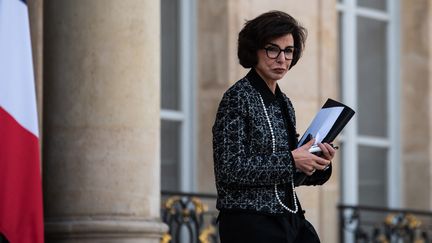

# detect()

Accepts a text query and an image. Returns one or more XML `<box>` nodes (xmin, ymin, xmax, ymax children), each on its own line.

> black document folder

<box><xmin>298</xmin><ymin>98</ymin><xmax>355</xmax><ymax>147</ymax></box>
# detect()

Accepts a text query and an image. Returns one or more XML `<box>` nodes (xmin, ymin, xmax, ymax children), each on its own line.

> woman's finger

<box><xmin>318</xmin><ymin>143</ymin><xmax>330</xmax><ymax>159</ymax></box>
<box><xmin>323</xmin><ymin>143</ymin><xmax>336</xmax><ymax>159</ymax></box>
<box><xmin>311</xmin><ymin>153</ymin><xmax>330</xmax><ymax>166</ymax></box>
<box><xmin>301</xmin><ymin>138</ymin><xmax>316</xmax><ymax>150</ymax></box>
<box><xmin>314</xmin><ymin>163</ymin><xmax>328</xmax><ymax>171</ymax></box>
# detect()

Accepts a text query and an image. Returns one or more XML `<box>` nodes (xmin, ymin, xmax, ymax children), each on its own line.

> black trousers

<box><xmin>218</xmin><ymin>211</ymin><xmax>320</xmax><ymax>243</ymax></box>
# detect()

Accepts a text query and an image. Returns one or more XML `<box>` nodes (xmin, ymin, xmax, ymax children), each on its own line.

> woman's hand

<box><xmin>291</xmin><ymin>139</ymin><xmax>334</xmax><ymax>176</ymax></box>
<box><xmin>317</xmin><ymin>142</ymin><xmax>336</xmax><ymax>161</ymax></box>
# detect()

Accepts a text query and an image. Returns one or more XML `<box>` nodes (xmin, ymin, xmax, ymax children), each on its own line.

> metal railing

<box><xmin>161</xmin><ymin>191</ymin><xmax>219</xmax><ymax>243</ymax></box>
<box><xmin>338</xmin><ymin>204</ymin><xmax>432</xmax><ymax>243</ymax></box>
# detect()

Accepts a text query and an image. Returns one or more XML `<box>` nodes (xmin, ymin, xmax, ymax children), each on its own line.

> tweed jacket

<box><xmin>213</xmin><ymin>69</ymin><xmax>332</xmax><ymax>214</ymax></box>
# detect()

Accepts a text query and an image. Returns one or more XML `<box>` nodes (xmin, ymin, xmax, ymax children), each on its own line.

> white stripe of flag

<box><xmin>0</xmin><ymin>0</ymin><xmax>39</xmax><ymax>137</ymax></box>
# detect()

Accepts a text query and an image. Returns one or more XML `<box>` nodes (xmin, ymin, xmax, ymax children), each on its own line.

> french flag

<box><xmin>0</xmin><ymin>0</ymin><xmax>44</xmax><ymax>242</ymax></box>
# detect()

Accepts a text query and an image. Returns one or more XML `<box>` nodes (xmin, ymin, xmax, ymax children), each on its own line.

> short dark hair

<box><xmin>237</xmin><ymin>11</ymin><xmax>307</xmax><ymax>69</ymax></box>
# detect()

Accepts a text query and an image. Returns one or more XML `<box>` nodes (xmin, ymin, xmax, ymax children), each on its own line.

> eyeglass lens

<box><xmin>265</xmin><ymin>45</ymin><xmax>294</xmax><ymax>60</ymax></box>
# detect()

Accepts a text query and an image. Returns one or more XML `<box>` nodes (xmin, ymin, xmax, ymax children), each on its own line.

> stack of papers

<box><xmin>298</xmin><ymin>99</ymin><xmax>355</xmax><ymax>147</ymax></box>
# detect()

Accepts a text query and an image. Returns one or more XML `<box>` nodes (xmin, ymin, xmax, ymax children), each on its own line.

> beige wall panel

<box><xmin>297</xmin><ymin>187</ymin><xmax>320</xmax><ymax>227</ymax></box>
<box><xmin>428</xmin><ymin>0</ymin><xmax>432</xmax><ymax>210</ymax></box>
<box><xmin>197</xmin><ymin>0</ymin><xmax>230</xmax><ymax>193</ymax></box>
<box><xmin>320</xmin><ymin>184</ymin><xmax>339</xmax><ymax>242</ymax></box>
<box><xmin>401</xmin><ymin>0</ymin><xmax>432</xmax><ymax>209</ymax></box>
<box><xmin>315</xmin><ymin>1</ymin><xmax>339</xmax><ymax>242</ymax></box>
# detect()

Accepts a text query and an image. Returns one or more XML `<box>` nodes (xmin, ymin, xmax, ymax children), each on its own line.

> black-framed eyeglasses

<box><xmin>263</xmin><ymin>44</ymin><xmax>295</xmax><ymax>60</ymax></box>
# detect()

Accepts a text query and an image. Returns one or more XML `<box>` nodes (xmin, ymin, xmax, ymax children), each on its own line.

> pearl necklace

<box><xmin>258</xmin><ymin>94</ymin><xmax>298</xmax><ymax>214</ymax></box>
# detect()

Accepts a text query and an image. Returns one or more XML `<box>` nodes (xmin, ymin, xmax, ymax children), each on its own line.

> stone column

<box><xmin>43</xmin><ymin>0</ymin><xmax>167</xmax><ymax>242</ymax></box>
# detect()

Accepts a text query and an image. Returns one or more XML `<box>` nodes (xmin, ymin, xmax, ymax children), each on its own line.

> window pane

<box><xmin>161</xmin><ymin>120</ymin><xmax>181</xmax><ymax>191</ymax></box>
<box><xmin>358</xmin><ymin>145</ymin><xmax>387</xmax><ymax>206</ymax></box>
<box><xmin>161</xmin><ymin>0</ymin><xmax>180</xmax><ymax>110</ymax></box>
<box><xmin>358</xmin><ymin>0</ymin><xmax>386</xmax><ymax>11</ymax></box>
<box><xmin>357</xmin><ymin>17</ymin><xmax>387</xmax><ymax>137</ymax></box>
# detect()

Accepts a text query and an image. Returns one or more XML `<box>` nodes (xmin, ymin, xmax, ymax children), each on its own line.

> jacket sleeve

<box><xmin>213</xmin><ymin>91</ymin><xmax>294</xmax><ymax>188</ymax></box>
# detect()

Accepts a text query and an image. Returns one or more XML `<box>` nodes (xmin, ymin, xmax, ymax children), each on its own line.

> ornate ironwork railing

<box><xmin>338</xmin><ymin>204</ymin><xmax>432</xmax><ymax>243</ymax></box>
<box><xmin>161</xmin><ymin>191</ymin><xmax>219</xmax><ymax>243</ymax></box>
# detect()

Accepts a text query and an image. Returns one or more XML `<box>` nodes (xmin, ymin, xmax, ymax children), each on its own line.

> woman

<box><xmin>212</xmin><ymin>11</ymin><xmax>336</xmax><ymax>243</ymax></box>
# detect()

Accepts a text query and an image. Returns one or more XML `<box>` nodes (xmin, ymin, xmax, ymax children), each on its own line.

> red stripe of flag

<box><xmin>0</xmin><ymin>107</ymin><xmax>44</xmax><ymax>243</ymax></box>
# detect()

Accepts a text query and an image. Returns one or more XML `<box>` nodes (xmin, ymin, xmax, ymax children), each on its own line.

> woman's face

<box><xmin>255</xmin><ymin>33</ymin><xmax>294</xmax><ymax>83</ymax></box>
